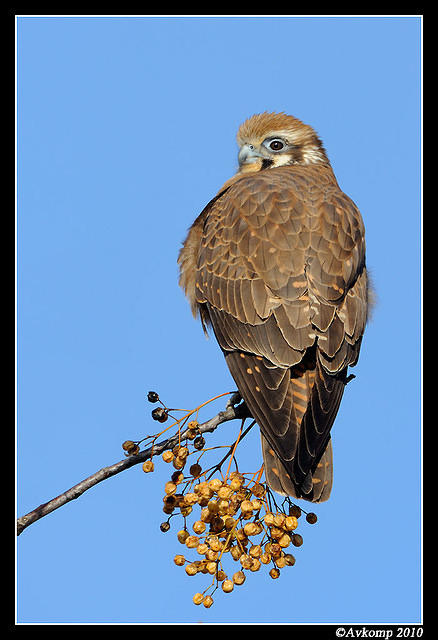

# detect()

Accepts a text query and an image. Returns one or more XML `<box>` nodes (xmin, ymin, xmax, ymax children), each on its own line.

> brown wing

<box><xmin>192</xmin><ymin>165</ymin><xmax>368</xmax><ymax>501</ymax></box>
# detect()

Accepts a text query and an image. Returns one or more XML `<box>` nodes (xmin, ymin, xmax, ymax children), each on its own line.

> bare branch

<box><xmin>17</xmin><ymin>398</ymin><xmax>249</xmax><ymax>536</ymax></box>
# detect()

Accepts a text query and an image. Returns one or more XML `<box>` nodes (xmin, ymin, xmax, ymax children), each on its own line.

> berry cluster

<box><xmin>127</xmin><ymin>390</ymin><xmax>318</xmax><ymax>608</ymax></box>
<box><xmin>169</xmin><ymin>472</ymin><xmax>316</xmax><ymax>608</ymax></box>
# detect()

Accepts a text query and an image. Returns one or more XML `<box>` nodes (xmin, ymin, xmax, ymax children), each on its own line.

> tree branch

<box><xmin>17</xmin><ymin>395</ymin><xmax>249</xmax><ymax>536</ymax></box>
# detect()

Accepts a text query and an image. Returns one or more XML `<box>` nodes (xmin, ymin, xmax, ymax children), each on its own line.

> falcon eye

<box><xmin>267</xmin><ymin>139</ymin><xmax>285</xmax><ymax>151</ymax></box>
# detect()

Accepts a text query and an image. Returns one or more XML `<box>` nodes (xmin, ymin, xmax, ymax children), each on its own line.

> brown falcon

<box><xmin>178</xmin><ymin>112</ymin><xmax>370</xmax><ymax>502</ymax></box>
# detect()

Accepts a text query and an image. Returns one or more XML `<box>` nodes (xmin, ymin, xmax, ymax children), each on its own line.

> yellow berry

<box><xmin>269</xmin><ymin>567</ymin><xmax>280</xmax><ymax>579</ymax></box>
<box><xmin>203</xmin><ymin>595</ymin><xmax>214</xmax><ymax>608</ymax></box>
<box><xmin>217</xmin><ymin>485</ymin><xmax>233</xmax><ymax>499</ymax></box>
<box><xmin>199</xmin><ymin>484</ymin><xmax>214</xmax><ymax>499</ymax></box>
<box><xmin>207</xmin><ymin>500</ymin><xmax>219</xmax><ymax>514</ymax></box>
<box><xmin>240</xmin><ymin>554</ymin><xmax>252</xmax><ymax>569</ymax></box>
<box><xmin>200</xmin><ymin>508</ymin><xmax>212</xmax><ymax>523</ymax></box>
<box><xmin>270</xmin><ymin>526</ymin><xmax>283</xmax><ymax>540</ymax></box>
<box><xmin>233</xmin><ymin>570</ymin><xmax>246</xmax><ymax>585</ymax></box>
<box><xmin>185</xmin><ymin>535</ymin><xmax>199</xmax><ymax>549</ymax></box>
<box><xmin>196</xmin><ymin>543</ymin><xmax>209</xmax><ymax>555</ymax></box>
<box><xmin>142</xmin><ymin>460</ymin><xmax>154</xmax><ymax>473</ymax></box>
<box><xmin>172</xmin><ymin>457</ymin><xmax>185</xmax><ymax>470</ymax></box>
<box><xmin>208</xmin><ymin>478</ymin><xmax>223</xmax><ymax>492</ymax></box>
<box><xmin>162</xmin><ymin>450</ymin><xmax>174</xmax><ymax>463</ymax></box>
<box><xmin>236</xmin><ymin>528</ymin><xmax>248</xmax><ymax>542</ymax></box>
<box><xmin>193</xmin><ymin>520</ymin><xmax>206</xmax><ymax>534</ymax></box>
<box><xmin>230</xmin><ymin>545</ymin><xmax>242</xmax><ymax>561</ymax></box>
<box><xmin>240</xmin><ymin>499</ymin><xmax>253</xmax><ymax>513</ymax></box>
<box><xmin>249</xmin><ymin>544</ymin><xmax>262</xmax><ymax>558</ymax></box>
<box><xmin>173</xmin><ymin>554</ymin><xmax>185</xmax><ymax>566</ymax></box>
<box><xmin>206</xmin><ymin>561</ymin><xmax>217</xmax><ymax>575</ymax></box>
<box><xmin>251</xmin><ymin>483</ymin><xmax>265</xmax><ymax>497</ymax></box>
<box><xmin>264</xmin><ymin>512</ymin><xmax>275</xmax><ymax>526</ymax></box>
<box><xmin>185</xmin><ymin>563</ymin><xmax>198</xmax><ymax>576</ymax></box>
<box><xmin>222</xmin><ymin>579</ymin><xmax>234</xmax><ymax>593</ymax></box>
<box><xmin>164</xmin><ymin>481</ymin><xmax>177</xmax><ymax>495</ymax></box>
<box><xmin>278</xmin><ymin>533</ymin><xmax>291</xmax><ymax>548</ymax></box>
<box><xmin>193</xmin><ymin>592</ymin><xmax>204</xmax><ymax>605</ymax></box>
<box><xmin>274</xmin><ymin>513</ymin><xmax>285</xmax><ymax>527</ymax></box>
<box><xmin>177</xmin><ymin>446</ymin><xmax>189</xmax><ymax>459</ymax></box>
<box><xmin>230</xmin><ymin>477</ymin><xmax>243</xmax><ymax>491</ymax></box>
<box><xmin>217</xmin><ymin>499</ymin><xmax>229</xmax><ymax>514</ymax></box>
<box><xmin>208</xmin><ymin>536</ymin><xmax>222</xmax><ymax>552</ymax></box>
<box><xmin>177</xmin><ymin>529</ymin><xmax>189</xmax><ymax>544</ymax></box>
<box><xmin>249</xmin><ymin>558</ymin><xmax>261</xmax><ymax>572</ymax></box>
<box><xmin>243</xmin><ymin>522</ymin><xmax>258</xmax><ymax>537</ymax></box>
<box><xmin>285</xmin><ymin>515</ymin><xmax>298</xmax><ymax>531</ymax></box>
<box><xmin>205</xmin><ymin>548</ymin><xmax>218</xmax><ymax>561</ymax></box>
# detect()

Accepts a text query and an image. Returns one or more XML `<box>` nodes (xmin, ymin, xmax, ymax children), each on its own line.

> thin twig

<box><xmin>17</xmin><ymin>399</ymin><xmax>249</xmax><ymax>536</ymax></box>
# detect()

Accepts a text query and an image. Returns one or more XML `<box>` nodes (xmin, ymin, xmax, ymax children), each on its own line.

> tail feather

<box><xmin>225</xmin><ymin>348</ymin><xmax>346</xmax><ymax>502</ymax></box>
<box><xmin>261</xmin><ymin>434</ymin><xmax>333</xmax><ymax>502</ymax></box>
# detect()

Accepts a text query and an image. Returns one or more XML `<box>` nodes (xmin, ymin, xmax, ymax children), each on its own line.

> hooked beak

<box><xmin>238</xmin><ymin>143</ymin><xmax>264</xmax><ymax>167</ymax></box>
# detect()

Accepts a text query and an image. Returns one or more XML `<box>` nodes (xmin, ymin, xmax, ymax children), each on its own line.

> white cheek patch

<box><xmin>300</xmin><ymin>145</ymin><xmax>326</xmax><ymax>165</ymax></box>
<box><xmin>272</xmin><ymin>155</ymin><xmax>296</xmax><ymax>167</ymax></box>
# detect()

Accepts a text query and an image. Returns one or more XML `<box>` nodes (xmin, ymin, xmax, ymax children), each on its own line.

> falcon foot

<box><xmin>226</xmin><ymin>391</ymin><xmax>253</xmax><ymax>419</ymax></box>
<box><xmin>344</xmin><ymin>374</ymin><xmax>356</xmax><ymax>385</ymax></box>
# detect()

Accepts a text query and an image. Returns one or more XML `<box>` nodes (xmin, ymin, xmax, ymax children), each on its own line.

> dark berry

<box><xmin>292</xmin><ymin>533</ymin><xmax>303</xmax><ymax>547</ymax></box>
<box><xmin>193</xmin><ymin>436</ymin><xmax>205</xmax><ymax>450</ymax></box>
<box><xmin>152</xmin><ymin>407</ymin><xmax>168</xmax><ymax>422</ymax></box>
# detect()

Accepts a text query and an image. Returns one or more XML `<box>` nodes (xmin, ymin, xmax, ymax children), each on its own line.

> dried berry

<box><xmin>142</xmin><ymin>460</ymin><xmax>154</xmax><ymax>473</ymax></box>
<box><xmin>289</xmin><ymin>505</ymin><xmax>302</xmax><ymax>518</ymax></box>
<box><xmin>151</xmin><ymin>407</ymin><xmax>168</xmax><ymax>422</ymax></box>
<box><xmin>147</xmin><ymin>391</ymin><xmax>159</xmax><ymax>403</ymax></box>
<box><xmin>193</xmin><ymin>592</ymin><xmax>204</xmax><ymax>605</ymax></box>
<box><xmin>122</xmin><ymin>440</ymin><xmax>139</xmax><ymax>455</ymax></box>
<box><xmin>292</xmin><ymin>533</ymin><xmax>303</xmax><ymax>547</ymax></box>
<box><xmin>193</xmin><ymin>436</ymin><xmax>205</xmax><ymax>450</ymax></box>
<box><xmin>189</xmin><ymin>463</ymin><xmax>202</xmax><ymax>477</ymax></box>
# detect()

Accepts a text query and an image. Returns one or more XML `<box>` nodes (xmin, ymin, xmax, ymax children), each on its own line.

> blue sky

<box><xmin>17</xmin><ymin>16</ymin><xmax>422</xmax><ymax>624</ymax></box>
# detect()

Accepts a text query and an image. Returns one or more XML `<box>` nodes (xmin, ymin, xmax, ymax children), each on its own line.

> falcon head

<box><xmin>236</xmin><ymin>111</ymin><xmax>329</xmax><ymax>173</ymax></box>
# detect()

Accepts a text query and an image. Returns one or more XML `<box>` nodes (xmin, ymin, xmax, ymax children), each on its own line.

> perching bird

<box><xmin>178</xmin><ymin>112</ymin><xmax>371</xmax><ymax>502</ymax></box>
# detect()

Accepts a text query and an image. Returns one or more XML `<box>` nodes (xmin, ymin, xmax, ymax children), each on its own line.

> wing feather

<box><xmin>179</xmin><ymin>164</ymin><xmax>368</xmax><ymax>501</ymax></box>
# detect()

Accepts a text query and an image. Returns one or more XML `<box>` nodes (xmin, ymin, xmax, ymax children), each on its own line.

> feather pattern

<box><xmin>178</xmin><ymin>113</ymin><xmax>369</xmax><ymax>502</ymax></box>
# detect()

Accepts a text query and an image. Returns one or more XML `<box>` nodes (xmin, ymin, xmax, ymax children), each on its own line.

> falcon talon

<box><xmin>233</xmin><ymin>401</ymin><xmax>252</xmax><ymax>420</ymax></box>
<box><xmin>344</xmin><ymin>374</ymin><xmax>356</xmax><ymax>385</ymax></box>
<box><xmin>226</xmin><ymin>391</ymin><xmax>243</xmax><ymax>408</ymax></box>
